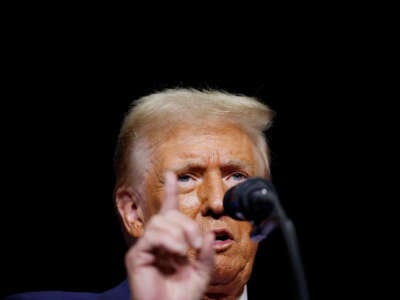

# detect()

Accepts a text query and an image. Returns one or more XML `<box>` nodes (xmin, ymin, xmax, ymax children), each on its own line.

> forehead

<box><xmin>152</xmin><ymin>124</ymin><xmax>259</xmax><ymax>168</ymax></box>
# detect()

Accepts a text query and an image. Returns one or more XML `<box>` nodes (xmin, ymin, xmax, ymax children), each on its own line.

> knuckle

<box><xmin>148</xmin><ymin>214</ymin><xmax>164</xmax><ymax>228</ymax></box>
<box><xmin>186</xmin><ymin>222</ymin><xmax>199</xmax><ymax>236</ymax></box>
<box><xmin>163</xmin><ymin>209</ymin><xmax>178</xmax><ymax>219</ymax></box>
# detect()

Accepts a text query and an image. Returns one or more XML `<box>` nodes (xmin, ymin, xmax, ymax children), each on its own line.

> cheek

<box><xmin>238</xmin><ymin>222</ymin><xmax>258</xmax><ymax>258</ymax></box>
<box><xmin>142</xmin><ymin>197</ymin><xmax>162</xmax><ymax>222</ymax></box>
<box><xmin>178</xmin><ymin>192</ymin><xmax>201</xmax><ymax>219</ymax></box>
<box><xmin>143</xmin><ymin>181</ymin><xmax>164</xmax><ymax>221</ymax></box>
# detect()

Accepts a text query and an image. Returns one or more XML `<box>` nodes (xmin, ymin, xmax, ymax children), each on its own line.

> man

<box><xmin>6</xmin><ymin>88</ymin><xmax>274</xmax><ymax>300</ymax></box>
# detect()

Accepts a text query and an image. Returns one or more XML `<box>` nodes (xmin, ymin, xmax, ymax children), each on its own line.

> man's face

<box><xmin>141</xmin><ymin>123</ymin><xmax>265</xmax><ymax>293</ymax></box>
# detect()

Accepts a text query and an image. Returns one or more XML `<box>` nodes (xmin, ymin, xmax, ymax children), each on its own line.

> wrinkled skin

<box><xmin>118</xmin><ymin>124</ymin><xmax>265</xmax><ymax>300</ymax></box>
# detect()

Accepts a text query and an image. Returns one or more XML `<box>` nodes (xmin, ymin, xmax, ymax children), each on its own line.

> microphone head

<box><xmin>223</xmin><ymin>177</ymin><xmax>278</xmax><ymax>223</ymax></box>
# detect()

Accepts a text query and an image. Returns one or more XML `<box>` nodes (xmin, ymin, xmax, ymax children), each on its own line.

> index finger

<box><xmin>160</xmin><ymin>171</ymin><xmax>179</xmax><ymax>213</ymax></box>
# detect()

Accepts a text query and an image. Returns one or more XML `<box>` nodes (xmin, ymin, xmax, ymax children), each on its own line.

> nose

<box><xmin>198</xmin><ymin>171</ymin><xmax>225</xmax><ymax>218</ymax></box>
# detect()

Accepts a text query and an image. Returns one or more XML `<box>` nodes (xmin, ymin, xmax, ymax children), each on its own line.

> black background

<box><xmin>0</xmin><ymin>22</ymin><xmax>366</xmax><ymax>299</ymax></box>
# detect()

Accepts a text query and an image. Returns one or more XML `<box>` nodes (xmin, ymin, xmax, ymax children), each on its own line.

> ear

<box><xmin>115</xmin><ymin>186</ymin><xmax>144</xmax><ymax>238</ymax></box>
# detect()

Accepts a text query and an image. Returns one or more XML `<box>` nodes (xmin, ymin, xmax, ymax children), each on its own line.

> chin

<box><xmin>208</xmin><ymin>252</ymin><xmax>255</xmax><ymax>295</ymax></box>
<box><xmin>206</xmin><ymin>279</ymin><xmax>246</xmax><ymax>299</ymax></box>
<box><xmin>209</xmin><ymin>261</ymin><xmax>245</xmax><ymax>290</ymax></box>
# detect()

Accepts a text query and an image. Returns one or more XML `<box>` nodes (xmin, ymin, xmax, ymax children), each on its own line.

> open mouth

<box><xmin>212</xmin><ymin>229</ymin><xmax>234</xmax><ymax>251</ymax></box>
<box><xmin>215</xmin><ymin>233</ymin><xmax>231</xmax><ymax>241</ymax></box>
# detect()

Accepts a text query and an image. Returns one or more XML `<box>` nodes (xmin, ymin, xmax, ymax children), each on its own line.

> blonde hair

<box><xmin>114</xmin><ymin>88</ymin><xmax>275</xmax><ymax>192</ymax></box>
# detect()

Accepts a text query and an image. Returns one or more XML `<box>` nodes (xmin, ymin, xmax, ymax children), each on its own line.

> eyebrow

<box><xmin>222</xmin><ymin>159</ymin><xmax>253</xmax><ymax>168</ymax></box>
<box><xmin>170</xmin><ymin>161</ymin><xmax>206</xmax><ymax>173</ymax></box>
<box><xmin>170</xmin><ymin>158</ymin><xmax>254</xmax><ymax>173</ymax></box>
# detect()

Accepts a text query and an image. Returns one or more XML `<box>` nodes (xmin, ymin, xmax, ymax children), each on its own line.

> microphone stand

<box><xmin>251</xmin><ymin>200</ymin><xmax>310</xmax><ymax>300</ymax></box>
<box><xmin>280</xmin><ymin>217</ymin><xmax>310</xmax><ymax>300</ymax></box>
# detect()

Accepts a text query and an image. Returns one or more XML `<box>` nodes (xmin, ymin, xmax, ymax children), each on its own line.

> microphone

<box><xmin>224</xmin><ymin>177</ymin><xmax>310</xmax><ymax>300</ymax></box>
<box><xmin>223</xmin><ymin>177</ymin><xmax>279</xmax><ymax>224</ymax></box>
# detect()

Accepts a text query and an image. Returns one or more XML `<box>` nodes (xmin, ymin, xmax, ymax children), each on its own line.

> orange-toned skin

<box><xmin>118</xmin><ymin>124</ymin><xmax>265</xmax><ymax>300</ymax></box>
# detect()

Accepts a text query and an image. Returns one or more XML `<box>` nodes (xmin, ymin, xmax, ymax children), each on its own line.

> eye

<box><xmin>230</xmin><ymin>172</ymin><xmax>247</xmax><ymax>181</ymax></box>
<box><xmin>176</xmin><ymin>173</ymin><xmax>197</xmax><ymax>193</ymax></box>
<box><xmin>177</xmin><ymin>174</ymin><xmax>193</xmax><ymax>182</ymax></box>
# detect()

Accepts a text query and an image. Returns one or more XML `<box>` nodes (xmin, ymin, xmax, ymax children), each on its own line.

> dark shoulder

<box><xmin>4</xmin><ymin>281</ymin><xmax>129</xmax><ymax>300</ymax></box>
<box><xmin>4</xmin><ymin>291</ymin><xmax>99</xmax><ymax>300</ymax></box>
